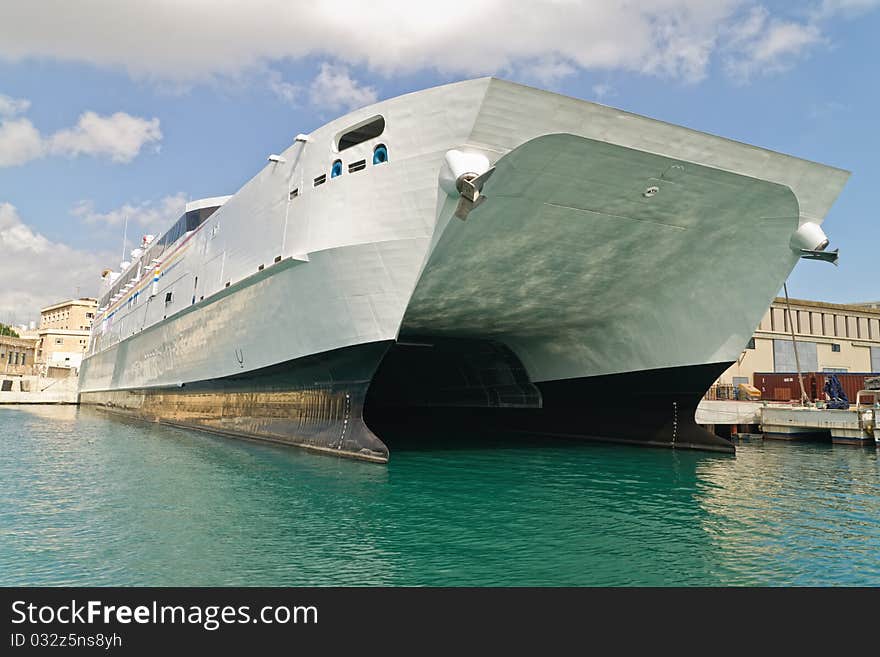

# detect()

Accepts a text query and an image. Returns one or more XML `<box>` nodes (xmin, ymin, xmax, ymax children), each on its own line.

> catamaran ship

<box><xmin>78</xmin><ymin>78</ymin><xmax>849</xmax><ymax>462</ymax></box>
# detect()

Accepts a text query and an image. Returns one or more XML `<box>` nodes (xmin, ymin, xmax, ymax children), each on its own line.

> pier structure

<box><xmin>697</xmin><ymin>394</ymin><xmax>878</xmax><ymax>446</ymax></box>
<box><xmin>761</xmin><ymin>396</ymin><xmax>877</xmax><ymax>445</ymax></box>
<box><xmin>0</xmin><ymin>374</ymin><xmax>78</xmax><ymax>404</ymax></box>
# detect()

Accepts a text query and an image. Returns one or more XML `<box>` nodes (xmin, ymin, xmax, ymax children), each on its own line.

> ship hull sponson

<box><xmin>79</xmin><ymin>341</ymin><xmax>394</xmax><ymax>463</ymax></box>
<box><xmin>403</xmin><ymin>132</ymin><xmax>805</xmax><ymax>382</ymax></box>
<box><xmin>366</xmin><ymin>345</ymin><xmax>734</xmax><ymax>453</ymax></box>
<box><xmin>527</xmin><ymin>361</ymin><xmax>735</xmax><ymax>452</ymax></box>
<box><xmin>80</xmin><ymin>339</ymin><xmax>733</xmax><ymax>459</ymax></box>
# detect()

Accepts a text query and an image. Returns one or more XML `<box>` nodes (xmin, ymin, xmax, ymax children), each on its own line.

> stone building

<box><xmin>35</xmin><ymin>298</ymin><xmax>98</xmax><ymax>371</ymax></box>
<box><xmin>0</xmin><ymin>334</ymin><xmax>38</xmax><ymax>376</ymax></box>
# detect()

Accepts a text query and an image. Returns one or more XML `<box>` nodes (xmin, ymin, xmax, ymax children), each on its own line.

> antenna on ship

<box><xmin>121</xmin><ymin>215</ymin><xmax>128</xmax><ymax>268</ymax></box>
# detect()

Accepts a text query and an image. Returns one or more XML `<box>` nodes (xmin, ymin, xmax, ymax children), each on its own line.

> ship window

<box><xmin>331</xmin><ymin>160</ymin><xmax>343</xmax><ymax>178</ymax></box>
<box><xmin>831</xmin><ymin>343</ymin><xmax>840</xmax><ymax>352</ymax></box>
<box><xmin>290</xmin><ymin>188</ymin><xmax>299</xmax><ymax>199</ymax></box>
<box><xmin>314</xmin><ymin>174</ymin><xmax>326</xmax><ymax>187</ymax></box>
<box><xmin>747</xmin><ymin>337</ymin><xmax>755</xmax><ymax>349</ymax></box>
<box><xmin>373</xmin><ymin>144</ymin><xmax>388</xmax><ymax>165</ymax></box>
<box><xmin>55</xmin><ymin>338</ymin><xmax>63</xmax><ymax>345</ymax></box>
<box><xmin>337</xmin><ymin>116</ymin><xmax>385</xmax><ymax>151</ymax></box>
<box><xmin>164</xmin><ymin>291</ymin><xmax>173</xmax><ymax>304</ymax></box>
<box><xmin>348</xmin><ymin>159</ymin><xmax>366</xmax><ymax>173</ymax></box>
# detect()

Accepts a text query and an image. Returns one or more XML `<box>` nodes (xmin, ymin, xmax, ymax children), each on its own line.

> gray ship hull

<box><xmin>82</xmin><ymin>338</ymin><xmax>734</xmax><ymax>462</ymax></box>
<box><xmin>78</xmin><ymin>78</ymin><xmax>849</xmax><ymax>462</ymax></box>
<box><xmin>80</xmin><ymin>341</ymin><xmax>394</xmax><ymax>462</ymax></box>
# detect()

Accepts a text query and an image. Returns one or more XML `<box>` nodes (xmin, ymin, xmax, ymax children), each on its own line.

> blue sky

<box><xmin>0</xmin><ymin>0</ymin><xmax>878</xmax><ymax>322</ymax></box>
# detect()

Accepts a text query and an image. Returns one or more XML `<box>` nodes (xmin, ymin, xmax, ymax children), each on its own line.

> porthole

<box><xmin>331</xmin><ymin>159</ymin><xmax>343</xmax><ymax>178</ymax></box>
<box><xmin>373</xmin><ymin>144</ymin><xmax>388</xmax><ymax>165</ymax></box>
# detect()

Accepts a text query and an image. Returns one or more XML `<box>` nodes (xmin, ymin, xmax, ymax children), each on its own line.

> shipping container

<box><xmin>753</xmin><ymin>372</ymin><xmax>880</xmax><ymax>402</ymax></box>
<box><xmin>753</xmin><ymin>373</ymin><xmax>802</xmax><ymax>401</ymax></box>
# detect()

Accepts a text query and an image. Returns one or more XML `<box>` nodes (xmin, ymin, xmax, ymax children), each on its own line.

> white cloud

<box><xmin>0</xmin><ymin>100</ymin><xmax>162</xmax><ymax>167</ymax></box>
<box><xmin>267</xmin><ymin>70</ymin><xmax>300</xmax><ymax>106</ymax></box>
<box><xmin>270</xmin><ymin>64</ymin><xmax>376</xmax><ymax>111</ymax></box>
<box><xmin>308</xmin><ymin>63</ymin><xmax>377</xmax><ymax>111</ymax></box>
<box><xmin>49</xmin><ymin>111</ymin><xmax>162</xmax><ymax>163</ymax></box>
<box><xmin>0</xmin><ymin>202</ymin><xmax>52</xmax><ymax>255</ymax></box>
<box><xmin>0</xmin><ymin>2</ymin><xmax>875</xmax><ymax>119</ymax></box>
<box><xmin>0</xmin><ymin>1</ymin><xmax>833</xmax><ymax>86</ymax></box>
<box><xmin>0</xmin><ymin>202</ymin><xmax>112</xmax><ymax>321</ymax></box>
<box><xmin>592</xmin><ymin>83</ymin><xmax>615</xmax><ymax>100</ymax></box>
<box><xmin>520</xmin><ymin>57</ymin><xmax>577</xmax><ymax>85</ymax></box>
<box><xmin>71</xmin><ymin>193</ymin><xmax>187</xmax><ymax>230</ymax></box>
<box><xmin>0</xmin><ymin>117</ymin><xmax>44</xmax><ymax>167</ymax></box>
<box><xmin>807</xmin><ymin>100</ymin><xmax>848</xmax><ymax>119</ymax></box>
<box><xmin>723</xmin><ymin>6</ymin><xmax>824</xmax><ymax>81</ymax></box>
<box><xmin>812</xmin><ymin>0</ymin><xmax>880</xmax><ymax>19</ymax></box>
<box><xmin>754</xmin><ymin>22</ymin><xmax>822</xmax><ymax>63</ymax></box>
<box><xmin>0</xmin><ymin>93</ymin><xmax>30</xmax><ymax>117</ymax></box>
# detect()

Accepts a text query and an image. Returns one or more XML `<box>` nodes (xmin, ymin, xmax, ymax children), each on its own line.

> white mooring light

<box><xmin>791</xmin><ymin>221</ymin><xmax>838</xmax><ymax>265</ymax></box>
<box><xmin>790</xmin><ymin>222</ymin><xmax>830</xmax><ymax>252</ymax></box>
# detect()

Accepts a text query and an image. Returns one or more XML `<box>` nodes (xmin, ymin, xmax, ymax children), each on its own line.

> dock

<box><xmin>0</xmin><ymin>375</ymin><xmax>78</xmax><ymax>404</ymax></box>
<box><xmin>697</xmin><ymin>395</ymin><xmax>878</xmax><ymax>446</ymax></box>
<box><xmin>760</xmin><ymin>405</ymin><xmax>876</xmax><ymax>445</ymax></box>
<box><xmin>696</xmin><ymin>400</ymin><xmax>762</xmax><ymax>426</ymax></box>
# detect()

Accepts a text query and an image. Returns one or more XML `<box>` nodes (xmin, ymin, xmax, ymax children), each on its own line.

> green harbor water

<box><xmin>1</xmin><ymin>405</ymin><xmax>879</xmax><ymax>586</ymax></box>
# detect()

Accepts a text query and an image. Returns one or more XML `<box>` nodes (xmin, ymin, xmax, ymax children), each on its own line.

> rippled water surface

<box><xmin>1</xmin><ymin>406</ymin><xmax>878</xmax><ymax>586</ymax></box>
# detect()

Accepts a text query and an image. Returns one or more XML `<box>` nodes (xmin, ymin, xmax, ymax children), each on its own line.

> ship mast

<box><xmin>120</xmin><ymin>214</ymin><xmax>128</xmax><ymax>267</ymax></box>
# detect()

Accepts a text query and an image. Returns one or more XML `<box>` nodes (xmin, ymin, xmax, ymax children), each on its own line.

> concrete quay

<box><xmin>0</xmin><ymin>375</ymin><xmax>78</xmax><ymax>404</ymax></box>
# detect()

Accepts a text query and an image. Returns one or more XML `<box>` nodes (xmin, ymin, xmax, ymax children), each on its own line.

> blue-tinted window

<box><xmin>331</xmin><ymin>160</ymin><xmax>343</xmax><ymax>178</ymax></box>
<box><xmin>373</xmin><ymin>144</ymin><xmax>388</xmax><ymax>165</ymax></box>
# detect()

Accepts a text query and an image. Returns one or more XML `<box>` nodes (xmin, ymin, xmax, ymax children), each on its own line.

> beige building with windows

<box><xmin>1</xmin><ymin>335</ymin><xmax>38</xmax><ymax>376</ymax></box>
<box><xmin>36</xmin><ymin>298</ymin><xmax>98</xmax><ymax>371</ymax></box>
<box><xmin>717</xmin><ymin>297</ymin><xmax>880</xmax><ymax>387</ymax></box>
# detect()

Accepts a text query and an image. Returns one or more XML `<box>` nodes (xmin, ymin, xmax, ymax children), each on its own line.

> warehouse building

<box><xmin>716</xmin><ymin>297</ymin><xmax>880</xmax><ymax>390</ymax></box>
